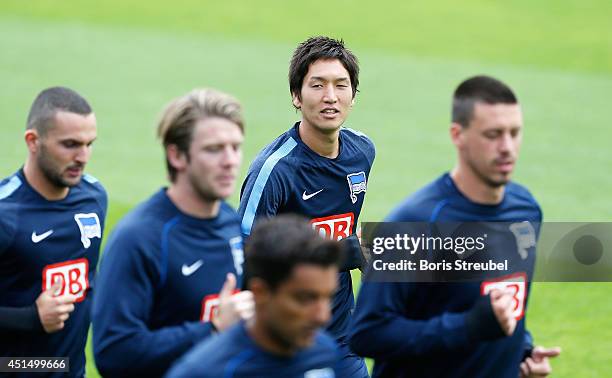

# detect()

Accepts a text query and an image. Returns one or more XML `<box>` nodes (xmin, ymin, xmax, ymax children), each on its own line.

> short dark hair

<box><xmin>245</xmin><ymin>215</ymin><xmax>344</xmax><ymax>290</ymax></box>
<box><xmin>289</xmin><ymin>36</ymin><xmax>359</xmax><ymax>105</ymax></box>
<box><xmin>157</xmin><ymin>88</ymin><xmax>244</xmax><ymax>182</ymax></box>
<box><xmin>27</xmin><ymin>86</ymin><xmax>92</xmax><ymax>135</ymax></box>
<box><xmin>452</xmin><ymin>75</ymin><xmax>518</xmax><ymax>128</ymax></box>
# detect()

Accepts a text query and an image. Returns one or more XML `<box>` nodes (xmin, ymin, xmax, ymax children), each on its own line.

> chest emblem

<box><xmin>346</xmin><ymin>171</ymin><xmax>367</xmax><ymax>204</ymax></box>
<box><xmin>229</xmin><ymin>236</ymin><xmax>244</xmax><ymax>276</ymax></box>
<box><xmin>509</xmin><ymin>221</ymin><xmax>536</xmax><ymax>260</ymax></box>
<box><xmin>74</xmin><ymin>213</ymin><xmax>102</xmax><ymax>248</ymax></box>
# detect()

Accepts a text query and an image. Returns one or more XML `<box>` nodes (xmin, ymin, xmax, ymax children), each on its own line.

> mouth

<box><xmin>320</xmin><ymin>108</ymin><xmax>340</xmax><ymax>119</ymax></box>
<box><xmin>495</xmin><ymin>160</ymin><xmax>514</xmax><ymax>173</ymax></box>
<box><xmin>217</xmin><ymin>175</ymin><xmax>236</xmax><ymax>185</ymax></box>
<box><xmin>65</xmin><ymin>166</ymin><xmax>83</xmax><ymax>178</ymax></box>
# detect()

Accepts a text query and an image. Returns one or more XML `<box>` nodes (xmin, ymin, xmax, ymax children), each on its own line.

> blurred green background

<box><xmin>1</xmin><ymin>1</ymin><xmax>611</xmax><ymax>376</ymax></box>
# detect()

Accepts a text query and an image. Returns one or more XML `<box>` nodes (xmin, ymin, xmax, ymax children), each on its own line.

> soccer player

<box><xmin>92</xmin><ymin>88</ymin><xmax>253</xmax><ymax>377</ymax></box>
<box><xmin>349</xmin><ymin>76</ymin><xmax>561</xmax><ymax>377</ymax></box>
<box><xmin>166</xmin><ymin>215</ymin><xmax>344</xmax><ymax>378</ymax></box>
<box><xmin>0</xmin><ymin>87</ymin><xmax>106</xmax><ymax>377</ymax></box>
<box><xmin>238</xmin><ymin>36</ymin><xmax>374</xmax><ymax>377</ymax></box>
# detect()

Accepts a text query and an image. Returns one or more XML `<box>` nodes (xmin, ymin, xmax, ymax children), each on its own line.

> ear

<box><xmin>350</xmin><ymin>97</ymin><xmax>355</xmax><ymax>107</ymax></box>
<box><xmin>450</xmin><ymin>123</ymin><xmax>464</xmax><ymax>149</ymax></box>
<box><xmin>166</xmin><ymin>144</ymin><xmax>188</xmax><ymax>173</ymax></box>
<box><xmin>292</xmin><ymin>92</ymin><xmax>302</xmax><ymax>110</ymax></box>
<box><xmin>24</xmin><ymin>129</ymin><xmax>40</xmax><ymax>153</ymax></box>
<box><xmin>249</xmin><ymin>277</ymin><xmax>271</xmax><ymax>305</ymax></box>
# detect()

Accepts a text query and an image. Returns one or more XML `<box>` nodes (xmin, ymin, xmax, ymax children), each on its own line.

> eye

<box><xmin>483</xmin><ymin>131</ymin><xmax>500</xmax><ymax>139</ymax></box>
<box><xmin>204</xmin><ymin>145</ymin><xmax>223</xmax><ymax>153</ymax></box>
<box><xmin>538</xmin><ymin>223</ymin><xmax>611</xmax><ymax>281</ymax></box>
<box><xmin>61</xmin><ymin>140</ymin><xmax>79</xmax><ymax>148</ymax></box>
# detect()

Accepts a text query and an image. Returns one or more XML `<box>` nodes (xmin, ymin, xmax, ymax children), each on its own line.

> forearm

<box><xmin>0</xmin><ymin>305</ymin><xmax>43</xmax><ymax>332</ymax></box>
<box><xmin>94</xmin><ymin>321</ymin><xmax>214</xmax><ymax>376</ymax></box>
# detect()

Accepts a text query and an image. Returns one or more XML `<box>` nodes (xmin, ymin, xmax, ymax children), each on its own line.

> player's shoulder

<box><xmin>218</xmin><ymin>201</ymin><xmax>242</xmax><ymax>225</ymax></box>
<box><xmin>386</xmin><ymin>175</ymin><xmax>448</xmax><ymax>222</ymax></box>
<box><xmin>79</xmin><ymin>173</ymin><xmax>107</xmax><ymax>196</ymax></box>
<box><xmin>75</xmin><ymin>173</ymin><xmax>108</xmax><ymax>211</ymax></box>
<box><xmin>505</xmin><ymin>181</ymin><xmax>539</xmax><ymax>206</ymax></box>
<box><xmin>0</xmin><ymin>173</ymin><xmax>23</xmax><ymax>204</ymax></box>
<box><xmin>108</xmin><ymin>190</ymin><xmax>173</xmax><ymax>242</ymax></box>
<box><xmin>312</xmin><ymin>330</ymin><xmax>338</xmax><ymax>353</ymax></box>
<box><xmin>246</xmin><ymin>128</ymin><xmax>302</xmax><ymax>185</ymax></box>
<box><xmin>167</xmin><ymin>323</ymin><xmax>249</xmax><ymax>378</ymax></box>
<box><xmin>505</xmin><ymin>181</ymin><xmax>542</xmax><ymax>220</ymax></box>
<box><xmin>341</xmin><ymin>126</ymin><xmax>376</xmax><ymax>163</ymax></box>
<box><xmin>0</xmin><ymin>173</ymin><xmax>23</xmax><ymax>252</ymax></box>
<box><xmin>341</xmin><ymin>126</ymin><xmax>374</xmax><ymax>147</ymax></box>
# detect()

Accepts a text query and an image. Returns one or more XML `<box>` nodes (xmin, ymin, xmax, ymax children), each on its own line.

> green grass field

<box><xmin>1</xmin><ymin>1</ymin><xmax>611</xmax><ymax>376</ymax></box>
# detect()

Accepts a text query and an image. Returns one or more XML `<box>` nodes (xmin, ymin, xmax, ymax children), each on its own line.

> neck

<box><xmin>450</xmin><ymin>165</ymin><xmax>505</xmax><ymax>205</ymax></box>
<box><xmin>23</xmin><ymin>159</ymin><xmax>69</xmax><ymax>201</ymax></box>
<box><xmin>166</xmin><ymin>181</ymin><xmax>220</xmax><ymax>219</ymax></box>
<box><xmin>246</xmin><ymin>317</ymin><xmax>297</xmax><ymax>357</ymax></box>
<box><xmin>298</xmin><ymin>121</ymin><xmax>340</xmax><ymax>159</ymax></box>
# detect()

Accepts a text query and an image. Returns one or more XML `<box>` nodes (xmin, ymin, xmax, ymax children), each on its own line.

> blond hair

<box><xmin>157</xmin><ymin>88</ymin><xmax>244</xmax><ymax>181</ymax></box>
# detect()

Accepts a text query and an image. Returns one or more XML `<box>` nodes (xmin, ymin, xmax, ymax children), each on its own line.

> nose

<box><xmin>312</xmin><ymin>299</ymin><xmax>331</xmax><ymax>326</ymax></box>
<box><xmin>221</xmin><ymin>145</ymin><xmax>241</xmax><ymax>167</ymax></box>
<box><xmin>322</xmin><ymin>85</ymin><xmax>338</xmax><ymax>103</ymax></box>
<box><xmin>498</xmin><ymin>132</ymin><xmax>513</xmax><ymax>154</ymax></box>
<box><xmin>75</xmin><ymin>145</ymin><xmax>91</xmax><ymax>164</ymax></box>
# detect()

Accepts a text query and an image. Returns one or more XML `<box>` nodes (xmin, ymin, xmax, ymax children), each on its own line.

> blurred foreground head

<box><xmin>246</xmin><ymin>215</ymin><xmax>344</xmax><ymax>352</ymax></box>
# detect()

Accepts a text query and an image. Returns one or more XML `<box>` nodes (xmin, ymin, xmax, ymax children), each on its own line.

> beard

<box><xmin>264</xmin><ymin>318</ymin><xmax>299</xmax><ymax>352</ymax></box>
<box><xmin>188</xmin><ymin>171</ymin><xmax>223</xmax><ymax>203</ymax></box>
<box><xmin>37</xmin><ymin>145</ymin><xmax>81</xmax><ymax>188</ymax></box>
<box><xmin>467</xmin><ymin>157</ymin><xmax>510</xmax><ymax>188</ymax></box>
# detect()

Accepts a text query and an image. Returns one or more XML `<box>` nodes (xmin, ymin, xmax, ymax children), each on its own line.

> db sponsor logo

<box><xmin>200</xmin><ymin>290</ymin><xmax>240</xmax><ymax>323</ymax></box>
<box><xmin>310</xmin><ymin>213</ymin><xmax>354</xmax><ymax>241</ymax></box>
<box><xmin>481</xmin><ymin>272</ymin><xmax>527</xmax><ymax>321</ymax></box>
<box><xmin>42</xmin><ymin>258</ymin><xmax>90</xmax><ymax>302</ymax></box>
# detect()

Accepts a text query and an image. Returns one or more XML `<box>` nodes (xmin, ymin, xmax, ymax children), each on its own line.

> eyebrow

<box><xmin>309</xmin><ymin>76</ymin><xmax>350</xmax><ymax>82</ymax></box>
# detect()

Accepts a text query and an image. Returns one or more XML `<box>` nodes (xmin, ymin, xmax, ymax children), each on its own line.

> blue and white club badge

<box><xmin>229</xmin><ymin>236</ymin><xmax>244</xmax><ymax>276</ymax></box>
<box><xmin>74</xmin><ymin>213</ymin><xmax>102</xmax><ymax>248</ymax></box>
<box><xmin>509</xmin><ymin>221</ymin><xmax>536</xmax><ymax>260</ymax></box>
<box><xmin>346</xmin><ymin>171</ymin><xmax>367</xmax><ymax>204</ymax></box>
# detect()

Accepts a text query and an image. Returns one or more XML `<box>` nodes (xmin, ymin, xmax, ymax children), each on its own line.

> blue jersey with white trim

<box><xmin>92</xmin><ymin>189</ymin><xmax>244</xmax><ymax>377</ymax></box>
<box><xmin>166</xmin><ymin>322</ymin><xmax>340</xmax><ymax>378</ymax></box>
<box><xmin>238</xmin><ymin>123</ymin><xmax>375</xmax><ymax>342</ymax></box>
<box><xmin>0</xmin><ymin>169</ymin><xmax>107</xmax><ymax>378</ymax></box>
<box><xmin>350</xmin><ymin>173</ymin><xmax>542</xmax><ymax>378</ymax></box>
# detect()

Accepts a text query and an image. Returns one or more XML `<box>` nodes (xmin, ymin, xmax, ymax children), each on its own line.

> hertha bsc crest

<box><xmin>509</xmin><ymin>221</ymin><xmax>536</xmax><ymax>260</ymax></box>
<box><xmin>346</xmin><ymin>171</ymin><xmax>367</xmax><ymax>204</ymax></box>
<box><xmin>74</xmin><ymin>213</ymin><xmax>102</xmax><ymax>248</ymax></box>
<box><xmin>229</xmin><ymin>236</ymin><xmax>244</xmax><ymax>275</ymax></box>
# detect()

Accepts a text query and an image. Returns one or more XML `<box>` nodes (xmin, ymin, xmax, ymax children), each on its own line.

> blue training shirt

<box><xmin>349</xmin><ymin>173</ymin><xmax>542</xmax><ymax>378</ymax></box>
<box><xmin>92</xmin><ymin>189</ymin><xmax>245</xmax><ymax>377</ymax></box>
<box><xmin>166</xmin><ymin>321</ymin><xmax>339</xmax><ymax>378</ymax></box>
<box><xmin>238</xmin><ymin>122</ymin><xmax>375</xmax><ymax>342</ymax></box>
<box><xmin>0</xmin><ymin>169</ymin><xmax>107</xmax><ymax>378</ymax></box>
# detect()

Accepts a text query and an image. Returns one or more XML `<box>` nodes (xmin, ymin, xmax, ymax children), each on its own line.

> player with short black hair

<box><xmin>0</xmin><ymin>86</ymin><xmax>106</xmax><ymax>378</ymax></box>
<box><xmin>349</xmin><ymin>75</ymin><xmax>560</xmax><ymax>377</ymax></box>
<box><xmin>92</xmin><ymin>88</ymin><xmax>253</xmax><ymax>377</ymax></box>
<box><xmin>239</xmin><ymin>36</ymin><xmax>374</xmax><ymax>377</ymax></box>
<box><xmin>167</xmin><ymin>215</ymin><xmax>344</xmax><ymax>377</ymax></box>
<box><xmin>452</xmin><ymin>75</ymin><xmax>518</xmax><ymax>129</ymax></box>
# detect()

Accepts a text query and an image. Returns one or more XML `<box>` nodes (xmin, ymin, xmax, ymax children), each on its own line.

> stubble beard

<box><xmin>37</xmin><ymin>145</ymin><xmax>79</xmax><ymax>189</ymax></box>
<box><xmin>467</xmin><ymin>157</ymin><xmax>509</xmax><ymax>189</ymax></box>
